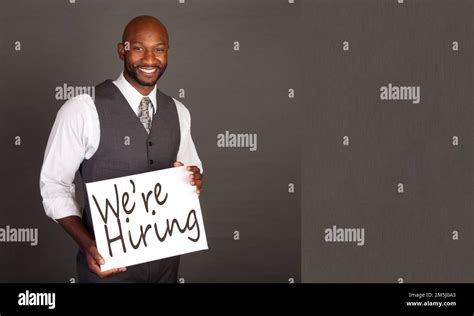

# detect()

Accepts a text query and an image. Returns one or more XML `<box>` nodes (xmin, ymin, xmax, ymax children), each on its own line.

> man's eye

<box><xmin>133</xmin><ymin>47</ymin><xmax>143</xmax><ymax>51</ymax></box>
<box><xmin>155</xmin><ymin>48</ymin><xmax>164</xmax><ymax>52</ymax></box>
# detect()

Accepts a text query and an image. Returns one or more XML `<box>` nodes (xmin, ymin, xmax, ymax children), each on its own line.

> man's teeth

<box><xmin>139</xmin><ymin>68</ymin><xmax>157</xmax><ymax>73</ymax></box>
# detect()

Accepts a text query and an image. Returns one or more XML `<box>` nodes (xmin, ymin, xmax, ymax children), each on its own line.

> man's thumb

<box><xmin>89</xmin><ymin>245</ymin><xmax>105</xmax><ymax>265</ymax></box>
<box><xmin>94</xmin><ymin>252</ymin><xmax>105</xmax><ymax>265</ymax></box>
<box><xmin>174</xmin><ymin>161</ymin><xmax>184</xmax><ymax>167</ymax></box>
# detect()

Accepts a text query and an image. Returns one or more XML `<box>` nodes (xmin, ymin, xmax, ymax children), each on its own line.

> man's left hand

<box><xmin>174</xmin><ymin>161</ymin><xmax>203</xmax><ymax>195</ymax></box>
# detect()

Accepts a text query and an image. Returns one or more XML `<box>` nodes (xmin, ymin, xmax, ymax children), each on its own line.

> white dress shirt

<box><xmin>40</xmin><ymin>73</ymin><xmax>203</xmax><ymax>221</ymax></box>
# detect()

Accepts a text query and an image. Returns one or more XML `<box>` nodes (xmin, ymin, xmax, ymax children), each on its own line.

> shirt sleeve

<box><xmin>39</xmin><ymin>95</ymin><xmax>96</xmax><ymax>221</ymax></box>
<box><xmin>174</xmin><ymin>98</ymin><xmax>204</xmax><ymax>174</ymax></box>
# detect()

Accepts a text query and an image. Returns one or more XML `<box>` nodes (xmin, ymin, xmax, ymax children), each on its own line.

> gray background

<box><xmin>302</xmin><ymin>0</ymin><xmax>473</xmax><ymax>282</ymax></box>
<box><xmin>0</xmin><ymin>0</ymin><xmax>472</xmax><ymax>283</ymax></box>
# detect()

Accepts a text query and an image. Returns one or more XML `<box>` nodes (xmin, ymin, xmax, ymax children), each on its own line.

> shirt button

<box><xmin>149</xmin><ymin>160</ymin><xmax>154</xmax><ymax>164</ymax></box>
<box><xmin>148</xmin><ymin>141</ymin><xmax>153</xmax><ymax>146</ymax></box>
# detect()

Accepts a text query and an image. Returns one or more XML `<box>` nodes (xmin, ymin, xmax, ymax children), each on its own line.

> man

<box><xmin>40</xmin><ymin>16</ymin><xmax>203</xmax><ymax>283</ymax></box>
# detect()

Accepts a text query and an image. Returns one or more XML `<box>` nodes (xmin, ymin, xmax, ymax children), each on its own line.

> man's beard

<box><xmin>124</xmin><ymin>59</ymin><xmax>167</xmax><ymax>87</ymax></box>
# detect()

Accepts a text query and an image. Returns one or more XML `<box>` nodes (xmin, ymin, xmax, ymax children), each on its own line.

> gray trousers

<box><xmin>76</xmin><ymin>249</ymin><xmax>180</xmax><ymax>283</ymax></box>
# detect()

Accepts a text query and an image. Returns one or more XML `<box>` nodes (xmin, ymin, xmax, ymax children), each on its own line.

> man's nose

<box><xmin>142</xmin><ymin>49</ymin><xmax>157</xmax><ymax>64</ymax></box>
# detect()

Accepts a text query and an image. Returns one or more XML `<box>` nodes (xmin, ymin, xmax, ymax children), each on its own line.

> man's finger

<box><xmin>195</xmin><ymin>181</ymin><xmax>203</xmax><ymax>193</ymax></box>
<box><xmin>89</xmin><ymin>262</ymin><xmax>102</xmax><ymax>277</ymax></box>
<box><xmin>190</xmin><ymin>179</ymin><xmax>202</xmax><ymax>187</ymax></box>
<box><xmin>100</xmin><ymin>267</ymin><xmax>127</xmax><ymax>278</ymax></box>
<box><xmin>89</xmin><ymin>248</ymin><xmax>105</xmax><ymax>265</ymax></box>
<box><xmin>174</xmin><ymin>161</ymin><xmax>184</xmax><ymax>167</ymax></box>
<box><xmin>99</xmin><ymin>269</ymin><xmax>119</xmax><ymax>278</ymax></box>
<box><xmin>189</xmin><ymin>173</ymin><xmax>202</xmax><ymax>180</ymax></box>
<box><xmin>186</xmin><ymin>165</ymin><xmax>200</xmax><ymax>173</ymax></box>
<box><xmin>87</xmin><ymin>243</ymin><xmax>105</xmax><ymax>265</ymax></box>
<box><xmin>89</xmin><ymin>261</ymin><xmax>127</xmax><ymax>278</ymax></box>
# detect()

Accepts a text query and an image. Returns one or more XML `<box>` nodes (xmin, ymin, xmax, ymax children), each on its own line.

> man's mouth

<box><xmin>138</xmin><ymin>67</ymin><xmax>158</xmax><ymax>74</ymax></box>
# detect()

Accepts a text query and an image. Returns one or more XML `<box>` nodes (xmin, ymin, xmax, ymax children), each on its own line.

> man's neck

<box><xmin>123</xmin><ymin>72</ymin><xmax>154</xmax><ymax>96</ymax></box>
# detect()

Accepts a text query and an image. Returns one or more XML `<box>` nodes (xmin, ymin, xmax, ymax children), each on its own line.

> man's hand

<box><xmin>85</xmin><ymin>240</ymin><xmax>127</xmax><ymax>278</ymax></box>
<box><xmin>174</xmin><ymin>161</ymin><xmax>203</xmax><ymax>195</ymax></box>
<box><xmin>57</xmin><ymin>216</ymin><xmax>127</xmax><ymax>279</ymax></box>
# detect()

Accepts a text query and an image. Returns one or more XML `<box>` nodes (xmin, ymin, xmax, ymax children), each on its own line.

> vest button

<box><xmin>148</xmin><ymin>141</ymin><xmax>153</xmax><ymax>146</ymax></box>
<box><xmin>149</xmin><ymin>160</ymin><xmax>154</xmax><ymax>164</ymax></box>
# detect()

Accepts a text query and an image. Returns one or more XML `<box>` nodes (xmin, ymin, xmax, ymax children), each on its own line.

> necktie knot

<box><xmin>138</xmin><ymin>97</ymin><xmax>152</xmax><ymax>134</ymax></box>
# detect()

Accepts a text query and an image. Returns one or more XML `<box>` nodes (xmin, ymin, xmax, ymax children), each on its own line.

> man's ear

<box><xmin>117</xmin><ymin>42</ymin><xmax>126</xmax><ymax>61</ymax></box>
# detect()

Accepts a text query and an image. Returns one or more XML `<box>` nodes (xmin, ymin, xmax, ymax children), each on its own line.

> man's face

<box><xmin>118</xmin><ymin>25</ymin><xmax>169</xmax><ymax>88</ymax></box>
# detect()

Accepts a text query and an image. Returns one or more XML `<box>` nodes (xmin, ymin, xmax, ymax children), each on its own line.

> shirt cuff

<box><xmin>42</xmin><ymin>196</ymin><xmax>82</xmax><ymax>223</ymax></box>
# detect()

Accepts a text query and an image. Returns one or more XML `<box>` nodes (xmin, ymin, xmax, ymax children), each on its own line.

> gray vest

<box><xmin>79</xmin><ymin>80</ymin><xmax>181</xmax><ymax>235</ymax></box>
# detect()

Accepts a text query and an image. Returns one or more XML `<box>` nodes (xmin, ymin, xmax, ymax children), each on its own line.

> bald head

<box><xmin>118</xmin><ymin>15</ymin><xmax>170</xmax><ymax>95</ymax></box>
<box><xmin>121</xmin><ymin>15</ymin><xmax>169</xmax><ymax>44</ymax></box>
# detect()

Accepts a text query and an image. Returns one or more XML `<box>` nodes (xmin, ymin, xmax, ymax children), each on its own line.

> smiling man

<box><xmin>120</xmin><ymin>16</ymin><xmax>168</xmax><ymax>94</ymax></box>
<box><xmin>40</xmin><ymin>16</ymin><xmax>203</xmax><ymax>283</ymax></box>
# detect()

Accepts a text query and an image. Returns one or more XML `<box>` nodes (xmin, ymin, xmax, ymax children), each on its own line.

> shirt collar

<box><xmin>113</xmin><ymin>72</ymin><xmax>157</xmax><ymax>114</ymax></box>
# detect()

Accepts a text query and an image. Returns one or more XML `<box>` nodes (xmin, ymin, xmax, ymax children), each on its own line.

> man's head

<box><xmin>118</xmin><ymin>16</ymin><xmax>169</xmax><ymax>94</ymax></box>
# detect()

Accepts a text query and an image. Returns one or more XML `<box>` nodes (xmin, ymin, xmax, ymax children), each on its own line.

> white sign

<box><xmin>85</xmin><ymin>166</ymin><xmax>208</xmax><ymax>271</ymax></box>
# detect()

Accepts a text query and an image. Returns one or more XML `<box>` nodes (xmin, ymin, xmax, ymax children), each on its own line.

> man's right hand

<box><xmin>57</xmin><ymin>215</ymin><xmax>127</xmax><ymax>279</ymax></box>
<box><xmin>85</xmin><ymin>241</ymin><xmax>127</xmax><ymax>278</ymax></box>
